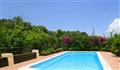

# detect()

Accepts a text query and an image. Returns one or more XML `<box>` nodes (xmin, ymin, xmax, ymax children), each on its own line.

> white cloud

<box><xmin>107</xmin><ymin>18</ymin><xmax>120</xmax><ymax>34</ymax></box>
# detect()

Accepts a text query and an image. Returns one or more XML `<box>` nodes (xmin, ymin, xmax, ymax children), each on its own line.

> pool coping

<box><xmin>18</xmin><ymin>51</ymin><xmax>112</xmax><ymax>70</ymax></box>
<box><xmin>97</xmin><ymin>52</ymin><xmax>112</xmax><ymax>70</ymax></box>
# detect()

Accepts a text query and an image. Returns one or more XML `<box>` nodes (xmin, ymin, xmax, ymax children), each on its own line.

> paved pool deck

<box><xmin>0</xmin><ymin>51</ymin><xmax>119</xmax><ymax>70</ymax></box>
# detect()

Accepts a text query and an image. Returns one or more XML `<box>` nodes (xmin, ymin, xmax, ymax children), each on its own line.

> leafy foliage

<box><xmin>105</xmin><ymin>34</ymin><xmax>120</xmax><ymax>56</ymax></box>
<box><xmin>0</xmin><ymin>16</ymin><xmax>119</xmax><ymax>56</ymax></box>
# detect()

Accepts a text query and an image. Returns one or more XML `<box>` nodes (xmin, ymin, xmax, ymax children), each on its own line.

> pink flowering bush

<box><xmin>89</xmin><ymin>36</ymin><xmax>106</xmax><ymax>50</ymax></box>
<box><xmin>61</xmin><ymin>36</ymin><xmax>72</xmax><ymax>46</ymax></box>
<box><xmin>98</xmin><ymin>36</ymin><xmax>106</xmax><ymax>44</ymax></box>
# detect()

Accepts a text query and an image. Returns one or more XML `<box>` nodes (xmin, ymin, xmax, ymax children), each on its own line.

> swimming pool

<box><xmin>19</xmin><ymin>52</ymin><xmax>112</xmax><ymax>70</ymax></box>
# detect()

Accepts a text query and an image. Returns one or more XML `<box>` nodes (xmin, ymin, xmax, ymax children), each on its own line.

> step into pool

<box><xmin>19</xmin><ymin>52</ymin><xmax>112</xmax><ymax>70</ymax></box>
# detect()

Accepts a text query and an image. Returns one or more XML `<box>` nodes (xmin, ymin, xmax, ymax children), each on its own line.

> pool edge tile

<box><xmin>97</xmin><ymin>52</ymin><xmax>112</xmax><ymax>70</ymax></box>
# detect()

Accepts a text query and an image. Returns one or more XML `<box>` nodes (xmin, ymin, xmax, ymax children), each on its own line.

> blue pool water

<box><xmin>31</xmin><ymin>52</ymin><xmax>103</xmax><ymax>70</ymax></box>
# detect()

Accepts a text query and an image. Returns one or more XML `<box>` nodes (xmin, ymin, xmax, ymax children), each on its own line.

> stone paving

<box><xmin>0</xmin><ymin>51</ymin><xmax>119</xmax><ymax>70</ymax></box>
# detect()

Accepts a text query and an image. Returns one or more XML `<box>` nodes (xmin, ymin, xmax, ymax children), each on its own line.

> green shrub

<box><xmin>113</xmin><ymin>50</ymin><xmax>120</xmax><ymax>56</ymax></box>
<box><xmin>0</xmin><ymin>16</ymin><xmax>120</xmax><ymax>57</ymax></box>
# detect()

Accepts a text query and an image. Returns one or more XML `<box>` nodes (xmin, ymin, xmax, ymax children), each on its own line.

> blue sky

<box><xmin>0</xmin><ymin>0</ymin><xmax>119</xmax><ymax>36</ymax></box>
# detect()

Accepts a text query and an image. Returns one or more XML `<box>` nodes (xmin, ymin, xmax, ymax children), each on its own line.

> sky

<box><xmin>108</xmin><ymin>18</ymin><xmax>120</xmax><ymax>33</ymax></box>
<box><xmin>0</xmin><ymin>0</ymin><xmax>120</xmax><ymax>36</ymax></box>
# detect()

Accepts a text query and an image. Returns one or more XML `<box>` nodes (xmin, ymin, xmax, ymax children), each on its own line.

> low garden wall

<box><xmin>14</xmin><ymin>52</ymin><xmax>36</xmax><ymax>64</ymax></box>
<box><xmin>0</xmin><ymin>50</ymin><xmax>39</xmax><ymax>68</ymax></box>
<box><xmin>0</xmin><ymin>57</ymin><xmax>8</xmax><ymax>68</ymax></box>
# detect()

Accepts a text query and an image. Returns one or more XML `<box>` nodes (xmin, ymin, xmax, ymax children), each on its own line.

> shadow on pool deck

<box><xmin>0</xmin><ymin>51</ymin><xmax>120</xmax><ymax>70</ymax></box>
